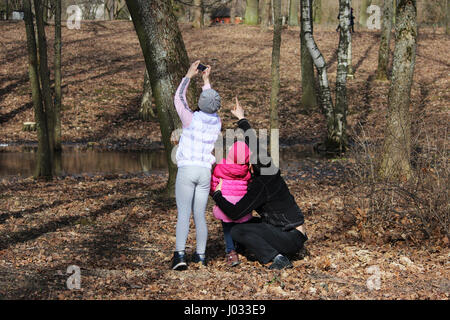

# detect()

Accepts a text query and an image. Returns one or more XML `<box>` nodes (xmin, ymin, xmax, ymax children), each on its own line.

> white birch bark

<box><xmin>347</xmin><ymin>0</ymin><xmax>354</xmax><ymax>79</ymax></box>
<box><xmin>335</xmin><ymin>0</ymin><xmax>350</xmax><ymax>151</ymax></box>
<box><xmin>301</xmin><ymin>0</ymin><xmax>334</xmax><ymax>142</ymax></box>
<box><xmin>301</xmin><ymin>0</ymin><xmax>349</xmax><ymax>151</ymax></box>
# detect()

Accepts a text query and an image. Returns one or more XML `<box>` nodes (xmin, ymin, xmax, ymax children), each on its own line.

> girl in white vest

<box><xmin>171</xmin><ymin>61</ymin><xmax>222</xmax><ymax>270</ymax></box>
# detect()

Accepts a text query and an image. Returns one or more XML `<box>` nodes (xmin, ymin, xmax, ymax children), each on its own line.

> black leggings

<box><xmin>230</xmin><ymin>218</ymin><xmax>307</xmax><ymax>264</ymax></box>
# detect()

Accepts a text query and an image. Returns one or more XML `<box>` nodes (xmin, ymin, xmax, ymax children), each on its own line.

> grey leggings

<box><xmin>175</xmin><ymin>166</ymin><xmax>211</xmax><ymax>254</ymax></box>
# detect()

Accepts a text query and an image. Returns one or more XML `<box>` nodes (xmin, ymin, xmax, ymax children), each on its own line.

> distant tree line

<box><xmin>2</xmin><ymin>0</ymin><xmax>446</xmax><ymax>29</ymax></box>
<box><xmin>18</xmin><ymin>0</ymin><xmax>441</xmax><ymax>188</ymax></box>
<box><xmin>167</xmin><ymin>0</ymin><xmax>448</xmax><ymax>31</ymax></box>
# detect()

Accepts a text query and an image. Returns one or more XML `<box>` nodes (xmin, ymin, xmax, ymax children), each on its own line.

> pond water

<box><xmin>0</xmin><ymin>144</ymin><xmax>320</xmax><ymax>177</ymax></box>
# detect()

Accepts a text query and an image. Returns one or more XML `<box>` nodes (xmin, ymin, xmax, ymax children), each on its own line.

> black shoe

<box><xmin>268</xmin><ymin>254</ymin><xmax>293</xmax><ymax>270</ymax></box>
<box><xmin>171</xmin><ymin>251</ymin><xmax>187</xmax><ymax>270</ymax></box>
<box><xmin>192</xmin><ymin>253</ymin><xmax>207</xmax><ymax>266</ymax></box>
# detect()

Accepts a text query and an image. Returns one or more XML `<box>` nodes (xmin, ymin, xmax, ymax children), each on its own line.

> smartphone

<box><xmin>197</xmin><ymin>63</ymin><xmax>207</xmax><ymax>72</ymax></box>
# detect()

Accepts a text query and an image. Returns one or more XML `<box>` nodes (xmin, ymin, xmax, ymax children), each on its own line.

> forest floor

<box><xmin>0</xmin><ymin>21</ymin><xmax>449</xmax><ymax>299</ymax></box>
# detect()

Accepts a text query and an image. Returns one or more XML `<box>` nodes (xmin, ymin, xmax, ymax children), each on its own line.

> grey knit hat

<box><xmin>198</xmin><ymin>89</ymin><xmax>221</xmax><ymax>114</ymax></box>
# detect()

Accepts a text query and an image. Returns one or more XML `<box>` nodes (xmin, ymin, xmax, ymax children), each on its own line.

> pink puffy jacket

<box><xmin>211</xmin><ymin>141</ymin><xmax>253</xmax><ymax>223</ymax></box>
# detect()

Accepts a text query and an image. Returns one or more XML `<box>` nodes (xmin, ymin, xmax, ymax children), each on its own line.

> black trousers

<box><xmin>230</xmin><ymin>218</ymin><xmax>307</xmax><ymax>264</ymax></box>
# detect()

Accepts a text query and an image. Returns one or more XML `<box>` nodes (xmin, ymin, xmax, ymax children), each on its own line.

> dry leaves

<box><xmin>0</xmin><ymin>22</ymin><xmax>449</xmax><ymax>300</ymax></box>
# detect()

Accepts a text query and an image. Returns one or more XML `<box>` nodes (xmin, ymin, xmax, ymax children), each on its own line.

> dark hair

<box><xmin>246</xmin><ymin>134</ymin><xmax>276</xmax><ymax>176</ymax></box>
<box><xmin>251</xmin><ymin>162</ymin><xmax>269</xmax><ymax>176</ymax></box>
<box><xmin>250</xmin><ymin>153</ymin><xmax>275</xmax><ymax>176</ymax></box>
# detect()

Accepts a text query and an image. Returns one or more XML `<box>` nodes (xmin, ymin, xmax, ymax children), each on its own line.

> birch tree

<box><xmin>301</xmin><ymin>0</ymin><xmax>350</xmax><ymax>152</ymax></box>
<box><xmin>334</xmin><ymin>0</ymin><xmax>350</xmax><ymax>150</ymax></box>
<box><xmin>300</xmin><ymin>0</ymin><xmax>317</xmax><ymax>110</ymax></box>
<box><xmin>347</xmin><ymin>0</ymin><xmax>354</xmax><ymax>79</ymax></box>
<box><xmin>126</xmin><ymin>0</ymin><xmax>195</xmax><ymax>195</ymax></box>
<box><xmin>376</xmin><ymin>0</ymin><xmax>393</xmax><ymax>81</ymax></box>
<box><xmin>380</xmin><ymin>0</ymin><xmax>417</xmax><ymax>181</ymax></box>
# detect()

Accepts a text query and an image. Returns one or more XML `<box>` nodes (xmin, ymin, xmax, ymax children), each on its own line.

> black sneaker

<box><xmin>171</xmin><ymin>251</ymin><xmax>187</xmax><ymax>270</ymax></box>
<box><xmin>192</xmin><ymin>253</ymin><xmax>207</xmax><ymax>266</ymax></box>
<box><xmin>268</xmin><ymin>254</ymin><xmax>293</xmax><ymax>270</ymax></box>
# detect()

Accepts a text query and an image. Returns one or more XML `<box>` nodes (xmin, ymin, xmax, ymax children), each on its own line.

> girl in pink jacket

<box><xmin>211</xmin><ymin>141</ymin><xmax>253</xmax><ymax>266</ymax></box>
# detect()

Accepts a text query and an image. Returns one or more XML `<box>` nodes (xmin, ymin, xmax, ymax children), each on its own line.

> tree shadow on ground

<box><xmin>0</xmin><ymin>102</ymin><xmax>33</xmax><ymax>125</ymax></box>
<box><xmin>0</xmin><ymin>191</ymin><xmax>107</xmax><ymax>225</ymax></box>
<box><xmin>0</xmin><ymin>193</ymin><xmax>145</xmax><ymax>251</ymax></box>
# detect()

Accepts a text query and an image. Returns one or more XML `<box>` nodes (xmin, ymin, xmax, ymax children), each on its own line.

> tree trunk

<box><xmin>34</xmin><ymin>0</ymin><xmax>55</xmax><ymax>155</ymax></box>
<box><xmin>271</xmin><ymin>0</ymin><xmax>274</xmax><ymax>25</ymax></box>
<box><xmin>54</xmin><ymin>0</ymin><xmax>62</xmax><ymax>151</ymax></box>
<box><xmin>359</xmin><ymin>0</ymin><xmax>371</xmax><ymax>28</ymax></box>
<box><xmin>313</xmin><ymin>0</ymin><xmax>321</xmax><ymax>24</ymax></box>
<box><xmin>244</xmin><ymin>0</ymin><xmax>259</xmax><ymax>25</ymax></box>
<box><xmin>24</xmin><ymin>0</ymin><xmax>52</xmax><ymax>179</ymax></box>
<box><xmin>301</xmin><ymin>0</ymin><xmax>334</xmax><ymax>148</ymax></box>
<box><xmin>140</xmin><ymin>69</ymin><xmax>156</xmax><ymax>120</ymax></box>
<box><xmin>376</xmin><ymin>0</ymin><xmax>393</xmax><ymax>81</ymax></box>
<box><xmin>347</xmin><ymin>0</ymin><xmax>354</xmax><ymax>79</ymax></box>
<box><xmin>288</xmin><ymin>0</ymin><xmax>299</xmax><ymax>26</ymax></box>
<box><xmin>105</xmin><ymin>0</ymin><xmax>115</xmax><ymax>20</ymax></box>
<box><xmin>42</xmin><ymin>0</ymin><xmax>48</xmax><ymax>23</ymax></box>
<box><xmin>380</xmin><ymin>0</ymin><xmax>417</xmax><ymax>181</ymax></box>
<box><xmin>270</xmin><ymin>0</ymin><xmax>282</xmax><ymax>131</ymax></box>
<box><xmin>334</xmin><ymin>0</ymin><xmax>350</xmax><ymax>152</ymax></box>
<box><xmin>192</xmin><ymin>0</ymin><xmax>203</xmax><ymax>28</ymax></box>
<box><xmin>300</xmin><ymin>0</ymin><xmax>317</xmax><ymax>110</ymax></box>
<box><xmin>446</xmin><ymin>0</ymin><xmax>449</xmax><ymax>35</ymax></box>
<box><xmin>392</xmin><ymin>0</ymin><xmax>396</xmax><ymax>25</ymax></box>
<box><xmin>47</xmin><ymin>0</ymin><xmax>54</xmax><ymax>21</ymax></box>
<box><xmin>347</xmin><ymin>26</ymin><xmax>354</xmax><ymax>78</ymax></box>
<box><xmin>6</xmin><ymin>0</ymin><xmax>9</xmax><ymax>20</ymax></box>
<box><xmin>111</xmin><ymin>0</ymin><xmax>117</xmax><ymax>20</ymax></box>
<box><xmin>261</xmin><ymin>0</ymin><xmax>271</xmax><ymax>30</ymax></box>
<box><xmin>230</xmin><ymin>0</ymin><xmax>237</xmax><ymax>24</ymax></box>
<box><xmin>126</xmin><ymin>0</ymin><xmax>194</xmax><ymax>196</ymax></box>
<box><xmin>114</xmin><ymin>0</ymin><xmax>127</xmax><ymax>19</ymax></box>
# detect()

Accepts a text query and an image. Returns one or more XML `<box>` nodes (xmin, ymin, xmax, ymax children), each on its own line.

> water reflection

<box><xmin>0</xmin><ymin>147</ymin><xmax>168</xmax><ymax>177</ymax></box>
<box><xmin>0</xmin><ymin>144</ymin><xmax>319</xmax><ymax>177</ymax></box>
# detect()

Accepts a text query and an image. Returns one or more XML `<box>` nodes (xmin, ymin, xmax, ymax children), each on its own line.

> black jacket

<box><xmin>212</xmin><ymin>119</ymin><xmax>304</xmax><ymax>231</ymax></box>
